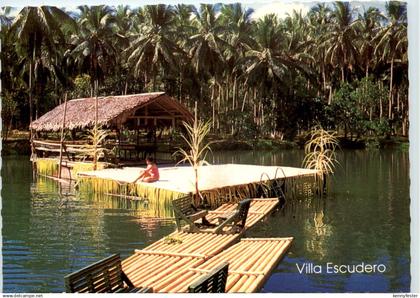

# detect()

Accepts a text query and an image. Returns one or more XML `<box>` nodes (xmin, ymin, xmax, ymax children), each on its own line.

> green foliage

<box><xmin>2</xmin><ymin>2</ymin><xmax>408</xmax><ymax>140</ymax></box>
<box><xmin>71</xmin><ymin>74</ymin><xmax>92</xmax><ymax>98</ymax></box>
<box><xmin>328</xmin><ymin>78</ymin><xmax>389</xmax><ymax>139</ymax></box>
<box><xmin>163</xmin><ymin>235</ymin><xmax>183</xmax><ymax>244</ymax></box>
<box><xmin>1</xmin><ymin>92</ymin><xmax>18</xmax><ymax>139</ymax></box>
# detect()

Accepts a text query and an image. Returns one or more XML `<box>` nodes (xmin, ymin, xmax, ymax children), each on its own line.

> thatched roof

<box><xmin>30</xmin><ymin>92</ymin><xmax>193</xmax><ymax>132</ymax></box>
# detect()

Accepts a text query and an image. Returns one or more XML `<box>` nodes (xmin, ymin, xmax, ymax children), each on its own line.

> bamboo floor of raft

<box><xmin>121</xmin><ymin>236</ymin><xmax>293</xmax><ymax>293</ymax></box>
<box><xmin>121</xmin><ymin>198</ymin><xmax>285</xmax><ymax>292</ymax></box>
<box><xmin>78</xmin><ymin>163</ymin><xmax>319</xmax><ymax>194</ymax></box>
<box><xmin>190</xmin><ymin>237</ymin><xmax>293</xmax><ymax>293</ymax></box>
<box><xmin>121</xmin><ymin>232</ymin><xmax>240</xmax><ymax>291</ymax></box>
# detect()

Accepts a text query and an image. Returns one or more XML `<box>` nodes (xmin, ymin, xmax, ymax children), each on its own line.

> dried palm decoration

<box><xmin>303</xmin><ymin>125</ymin><xmax>339</xmax><ymax>193</ymax></box>
<box><xmin>174</xmin><ymin>103</ymin><xmax>213</xmax><ymax>206</ymax></box>
<box><xmin>80</xmin><ymin>124</ymin><xmax>112</xmax><ymax>169</ymax></box>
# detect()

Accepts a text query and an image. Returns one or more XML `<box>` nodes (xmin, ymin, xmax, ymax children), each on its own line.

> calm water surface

<box><xmin>2</xmin><ymin>149</ymin><xmax>410</xmax><ymax>292</ymax></box>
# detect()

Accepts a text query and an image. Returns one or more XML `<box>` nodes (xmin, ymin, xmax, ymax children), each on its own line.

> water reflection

<box><xmin>2</xmin><ymin>149</ymin><xmax>410</xmax><ymax>293</ymax></box>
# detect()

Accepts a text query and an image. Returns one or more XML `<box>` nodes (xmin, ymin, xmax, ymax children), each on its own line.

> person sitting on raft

<box><xmin>133</xmin><ymin>157</ymin><xmax>160</xmax><ymax>183</ymax></box>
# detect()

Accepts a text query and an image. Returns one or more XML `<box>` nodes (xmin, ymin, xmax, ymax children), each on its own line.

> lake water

<box><xmin>1</xmin><ymin>149</ymin><xmax>410</xmax><ymax>293</ymax></box>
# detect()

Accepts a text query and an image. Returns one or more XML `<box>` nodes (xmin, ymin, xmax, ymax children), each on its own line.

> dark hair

<box><xmin>146</xmin><ymin>156</ymin><xmax>156</xmax><ymax>164</ymax></box>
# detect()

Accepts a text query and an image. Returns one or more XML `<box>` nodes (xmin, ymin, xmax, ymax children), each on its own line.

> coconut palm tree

<box><xmin>173</xmin><ymin>4</ymin><xmax>196</xmax><ymax>48</ymax></box>
<box><xmin>219</xmin><ymin>4</ymin><xmax>255</xmax><ymax>130</ymax></box>
<box><xmin>242</xmin><ymin>14</ymin><xmax>308</xmax><ymax>87</ymax></box>
<box><xmin>308</xmin><ymin>4</ymin><xmax>332</xmax><ymax>97</ymax></box>
<box><xmin>323</xmin><ymin>2</ymin><xmax>358</xmax><ymax>83</ymax></box>
<box><xmin>10</xmin><ymin>6</ymin><xmax>75</xmax><ymax>122</ymax></box>
<box><xmin>187</xmin><ymin>4</ymin><xmax>228</xmax><ymax>128</ymax></box>
<box><xmin>374</xmin><ymin>1</ymin><xmax>407</xmax><ymax>120</ymax></box>
<box><xmin>67</xmin><ymin>5</ymin><xmax>117</xmax><ymax>94</ymax></box>
<box><xmin>356</xmin><ymin>7</ymin><xmax>384</xmax><ymax>78</ymax></box>
<box><xmin>126</xmin><ymin>4</ymin><xmax>181</xmax><ymax>91</ymax></box>
<box><xmin>188</xmin><ymin>4</ymin><xmax>227</xmax><ymax>79</ymax></box>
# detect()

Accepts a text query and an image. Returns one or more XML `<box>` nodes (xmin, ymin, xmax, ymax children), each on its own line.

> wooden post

<box><xmin>58</xmin><ymin>92</ymin><xmax>68</xmax><ymax>179</ymax></box>
<box><xmin>30</xmin><ymin>128</ymin><xmax>36</xmax><ymax>180</ymax></box>
<box><xmin>94</xmin><ymin>79</ymin><xmax>98</xmax><ymax>170</ymax></box>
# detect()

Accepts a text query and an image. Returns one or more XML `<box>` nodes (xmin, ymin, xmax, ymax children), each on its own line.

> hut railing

<box><xmin>33</xmin><ymin>139</ymin><xmax>94</xmax><ymax>154</ymax></box>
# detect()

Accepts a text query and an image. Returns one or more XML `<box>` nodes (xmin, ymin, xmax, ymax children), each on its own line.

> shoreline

<box><xmin>2</xmin><ymin>135</ymin><xmax>409</xmax><ymax>156</ymax></box>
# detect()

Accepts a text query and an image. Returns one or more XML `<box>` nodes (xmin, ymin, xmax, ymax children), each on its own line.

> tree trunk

<box><xmin>241</xmin><ymin>89</ymin><xmax>248</xmax><ymax>112</ymax></box>
<box><xmin>322</xmin><ymin>63</ymin><xmax>326</xmax><ymax>92</ymax></box>
<box><xmin>211</xmin><ymin>83</ymin><xmax>215</xmax><ymax>129</ymax></box>
<box><xmin>328</xmin><ymin>85</ymin><xmax>332</xmax><ymax>105</ymax></box>
<box><xmin>232</xmin><ymin>76</ymin><xmax>237</xmax><ymax>110</ymax></box>
<box><xmin>402</xmin><ymin>99</ymin><xmax>407</xmax><ymax>136</ymax></box>
<box><xmin>58</xmin><ymin>93</ymin><xmax>68</xmax><ymax>179</ymax></box>
<box><xmin>231</xmin><ymin>76</ymin><xmax>237</xmax><ymax>135</ymax></box>
<box><xmin>379</xmin><ymin>81</ymin><xmax>383</xmax><ymax>119</ymax></box>
<box><xmin>388</xmin><ymin>58</ymin><xmax>394</xmax><ymax>120</ymax></box>
<box><xmin>29</xmin><ymin>61</ymin><xmax>33</xmax><ymax>124</ymax></box>
<box><xmin>93</xmin><ymin>79</ymin><xmax>99</xmax><ymax>171</ymax></box>
<box><xmin>365</xmin><ymin>62</ymin><xmax>369</xmax><ymax>78</ymax></box>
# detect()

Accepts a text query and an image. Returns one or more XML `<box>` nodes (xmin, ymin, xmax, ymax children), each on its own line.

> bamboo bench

<box><xmin>173</xmin><ymin>196</ymin><xmax>252</xmax><ymax>234</ymax></box>
<box><xmin>188</xmin><ymin>262</ymin><xmax>229</xmax><ymax>293</ymax></box>
<box><xmin>64</xmin><ymin>254</ymin><xmax>152</xmax><ymax>293</ymax></box>
<box><xmin>172</xmin><ymin>195</ymin><xmax>209</xmax><ymax>232</ymax></box>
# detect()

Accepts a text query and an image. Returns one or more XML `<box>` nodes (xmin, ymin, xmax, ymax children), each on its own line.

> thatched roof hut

<box><xmin>30</xmin><ymin>92</ymin><xmax>193</xmax><ymax>132</ymax></box>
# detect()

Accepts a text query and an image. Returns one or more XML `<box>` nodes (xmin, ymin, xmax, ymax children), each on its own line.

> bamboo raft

<box><xmin>122</xmin><ymin>236</ymin><xmax>293</xmax><ymax>293</ymax></box>
<box><xmin>77</xmin><ymin>164</ymin><xmax>320</xmax><ymax>209</ymax></box>
<box><xmin>122</xmin><ymin>232</ymin><xmax>240</xmax><ymax>291</ymax></box>
<box><xmin>190</xmin><ymin>238</ymin><xmax>293</xmax><ymax>293</ymax></box>
<box><xmin>121</xmin><ymin>198</ymin><xmax>286</xmax><ymax>292</ymax></box>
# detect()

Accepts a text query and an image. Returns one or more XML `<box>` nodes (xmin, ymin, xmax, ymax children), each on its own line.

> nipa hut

<box><xmin>30</xmin><ymin>92</ymin><xmax>192</xmax><ymax>132</ymax></box>
<box><xmin>30</xmin><ymin>92</ymin><xmax>193</xmax><ymax>179</ymax></box>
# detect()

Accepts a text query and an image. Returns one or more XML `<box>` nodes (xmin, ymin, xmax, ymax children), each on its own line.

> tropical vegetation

<box><xmin>1</xmin><ymin>2</ymin><xmax>408</xmax><ymax>142</ymax></box>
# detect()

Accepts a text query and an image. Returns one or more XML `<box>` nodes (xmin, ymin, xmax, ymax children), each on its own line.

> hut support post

<box><xmin>58</xmin><ymin>93</ymin><xmax>68</xmax><ymax>179</ymax></box>
<box><xmin>94</xmin><ymin>80</ymin><xmax>99</xmax><ymax>170</ymax></box>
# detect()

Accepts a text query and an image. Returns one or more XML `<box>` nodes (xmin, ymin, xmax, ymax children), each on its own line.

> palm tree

<box><xmin>113</xmin><ymin>5</ymin><xmax>136</xmax><ymax>94</ymax></box>
<box><xmin>220</xmin><ymin>3</ymin><xmax>255</xmax><ymax>107</ymax></box>
<box><xmin>323</xmin><ymin>2</ymin><xmax>358</xmax><ymax>83</ymax></box>
<box><xmin>10</xmin><ymin>6</ymin><xmax>75</xmax><ymax>123</ymax></box>
<box><xmin>242</xmin><ymin>14</ymin><xmax>308</xmax><ymax>87</ymax></box>
<box><xmin>115</xmin><ymin>5</ymin><xmax>135</xmax><ymax>37</ymax></box>
<box><xmin>239</xmin><ymin>14</ymin><xmax>286</xmax><ymax>130</ymax></box>
<box><xmin>308</xmin><ymin>4</ymin><xmax>332</xmax><ymax>97</ymax></box>
<box><xmin>67</xmin><ymin>5</ymin><xmax>117</xmax><ymax>95</ymax></box>
<box><xmin>188</xmin><ymin>4</ymin><xmax>228</xmax><ymax>129</ymax></box>
<box><xmin>189</xmin><ymin>4</ymin><xmax>226</xmax><ymax>79</ymax></box>
<box><xmin>374</xmin><ymin>1</ymin><xmax>407</xmax><ymax>120</ymax></box>
<box><xmin>173</xmin><ymin>4</ymin><xmax>196</xmax><ymax>47</ymax></box>
<box><xmin>126</xmin><ymin>4</ymin><xmax>181</xmax><ymax>91</ymax></box>
<box><xmin>356</xmin><ymin>7</ymin><xmax>384</xmax><ymax>78</ymax></box>
<box><xmin>172</xmin><ymin>4</ymin><xmax>196</xmax><ymax>102</ymax></box>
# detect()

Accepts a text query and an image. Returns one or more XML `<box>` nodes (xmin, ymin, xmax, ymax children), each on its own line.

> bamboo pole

<box><xmin>160</xmin><ymin>271</ymin><xmax>198</xmax><ymax>292</ymax></box>
<box><xmin>134</xmin><ymin>249</ymin><xmax>206</xmax><ymax>259</ymax></box>
<box><xmin>94</xmin><ymin>79</ymin><xmax>99</xmax><ymax>170</ymax></box>
<box><xmin>227</xmin><ymin>242</ymin><xmax>275</xmax><ymax>292</ymax></box>
<box><xmin>58</xmin><ymin>92</ymin><xmax>68</xmax><ymax>179</ymax></box>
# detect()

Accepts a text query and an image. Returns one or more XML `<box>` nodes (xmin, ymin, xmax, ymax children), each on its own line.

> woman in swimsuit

<box><xmin>133</xmin><ymin>157</ymin><xmax>160</xmax><ymax>183</ymax></box>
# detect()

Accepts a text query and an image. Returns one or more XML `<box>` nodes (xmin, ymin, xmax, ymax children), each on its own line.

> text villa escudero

<box><xmin>296</xmin><ymin>262</ymin><xmax>387</xmax><ymax>274</ymax></box>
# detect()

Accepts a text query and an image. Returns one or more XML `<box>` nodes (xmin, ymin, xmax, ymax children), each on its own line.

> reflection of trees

<box><xmin>28</xmin><ymin>176</ymin><xmax>175</xmax><ymax>290</ymax></box>
<box><xmin>84</xmin><ymin>192</ymin><xmax>174</xmax><ymax>218</ymax></box>
<box><xmin>302</xmin><ymin>200</ymin><xmax>333</xmax><ymax>260</ymax></box>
